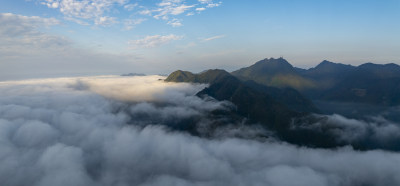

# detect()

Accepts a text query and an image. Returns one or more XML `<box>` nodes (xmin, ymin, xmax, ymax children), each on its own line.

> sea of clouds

<box><xmin>1</xmin><ymin>75</ymin><xmax>400</xmax><ymax>186</ymax></box>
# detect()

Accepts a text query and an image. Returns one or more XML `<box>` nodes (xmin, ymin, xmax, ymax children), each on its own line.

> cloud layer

<box><xmin>294</xmin><ymin>113</ymin><xmax>400</xmax><ymax>150</ymax></box>
<box><xmin>0</xmin><ymin>76</ymin><xmax>400</xmax><ymax>186</ymax></box>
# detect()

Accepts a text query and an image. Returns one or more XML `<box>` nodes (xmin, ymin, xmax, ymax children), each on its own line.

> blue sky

<box><xmin>0</xmin><ymin>0</ymin><xmax>399</xmax><ymax>80</ymax></box>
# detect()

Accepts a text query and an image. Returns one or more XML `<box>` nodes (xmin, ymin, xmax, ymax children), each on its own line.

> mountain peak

<box><xmin>248</xmin><ymin>57</ymin><xmax>294</xmax><ymax>74</ymax></box>
<box><xmin>255</xmin><ymin>57</ymin><xmax>293</xmax><ymax>68</ymax></box>
<box><xmin>165</xmin><ymin>69</ymin><xmax>233</xmax><ymax>84</ymax></box>
<box><xmin>232</xmin><ymin>57</ymin><xmax>296</xmax><ymax>78</ymax></box>
<box><xmin>232</xmin><ymin>58</ymin><xmax>315</xmax><ymax>90</ymax></box>
<box><xmin>164</xmin><ymin>70</ymin><xmax>195</xmax><ymax>82</ymax></box>
<box><xmin>200</xmin><ymin>69</ymin><xmax>230</xmax><ymax>76</ymax></box>
<box><xmin>303</xmin><ymin>60</ymin><xmax>355</xmax><ymax>79</ymax></box>
<box><xmin>315</xmin><ymin>60</ymin><xmax>347</xmax><ymax>68</ymax></box>
<box><xmin>319</xmin><ymin>60</ymin><xmax>334</xmax><ymax>65</ymax></box>
<box><xmin>312</xmin><ymin>60</ymin><xmax>355</xmax><ymax>70</ymax></box>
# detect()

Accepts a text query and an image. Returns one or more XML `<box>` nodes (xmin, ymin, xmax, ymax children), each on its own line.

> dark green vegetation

<box><xmin>165</xmin><ymin>58</ymin><xmax>400</xmax><ymax>150</ymax></box>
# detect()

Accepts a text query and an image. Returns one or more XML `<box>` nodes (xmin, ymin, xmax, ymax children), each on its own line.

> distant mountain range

<box><xmin>232</xmin><ymin>57</ymin><xmax>400</xmax><ymax>106</ymax></box>
<box><xmin>164</xmin><ymin>57</ymin><xmax>400</xmax><ymax>150</ymax></box>
<box><xmin>121</xmin><ymin>73</ymin><xmax>146</xmax><ymax>76</ymax></box>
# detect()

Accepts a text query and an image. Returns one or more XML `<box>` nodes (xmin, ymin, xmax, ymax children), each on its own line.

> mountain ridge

<box><xmin>231</xmin><ymin>57</ymin><xmax>400</xmax><ymax>106</ymax></box>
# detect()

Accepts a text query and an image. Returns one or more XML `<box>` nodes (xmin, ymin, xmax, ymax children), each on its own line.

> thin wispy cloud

<box><xmin>202</xmin><ymin>35</ymin><xmax>226</xmax><ymax>42</ymax></box>
<box><xmin>206</xmin><ymin>2</ymin><xmax>222</xmax><ymax>8</ymax></box>
<box><xmin>64</xmin><ymin>16</ymin><xmax>90</xmax><ymax>25</ymax></box>
<box><xmin>129</xmin><ymin>34</ymin><xmax>183</xmax><ymax>48</ymax></box>
<box><xmin>0</xmin><ymin>14</ymin><xmax>143</xmax><ymax>80</ymax></box>
<box><xmin>167</xmin><ymin>18</ymin><xmax>183</xmax><ymax>27</ymax></box>
<box><xmin>0</xmin><ymin>13</ymin><xmax>60</xmax><ymax>37</ymax></box>
<box><xmin>123</xmin><ymin>18</ymin><xmax>146</xmax><ymax>30</ymax></box>
<box><xmin>124</xmin><ymin>3</ymin><xmax>138</xmax><ymax>11</ymax></box>
<box><xmin>0</xmin><ymin>13</ymin><xmax>70</xmax><ymax>54</ymax></box>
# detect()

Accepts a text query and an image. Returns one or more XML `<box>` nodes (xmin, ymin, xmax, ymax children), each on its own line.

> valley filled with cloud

<box><xmin>1</xmin><ymin>76</ymin><xmax>400</xmax><ymax>186</ymax></box>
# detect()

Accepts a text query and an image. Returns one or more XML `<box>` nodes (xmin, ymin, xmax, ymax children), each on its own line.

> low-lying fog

<box><xmin>1</xmin><ymin>76</ymin><xmax>400</xmax><ymax>186</ymax></box>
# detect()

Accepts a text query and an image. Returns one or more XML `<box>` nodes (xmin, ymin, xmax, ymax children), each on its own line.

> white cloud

<box><xmin>196</xmin><ymin>7</ymin><xmax>206</xmax><ymax>12</ymax></box>
<box><xmin>37</xmin><ymin>0</ymin><xmax>223</xmax><ymax>27</ymax></box>
<box><xmin>94</xmin><ymin>16</ymin><xmax>118</xmax><ymax>26</ymax></box>
<box><xmin>198</xmin><ymin>0</ymin><xmax>222</xmax><ymax>8</ymax></box>
<box><xmin>39</xmin><ymin>0</ymin><xmax>128</xmax><ymax>26</ymax></box>
<box><xmin>170</xmin><ymin>4</ymin><xmax>195</xmax><ymax>15</ymax></box>
<box><xmin>295</xmin><ymin>114</ymin><xmax>400</xmax><ymax>148</ymax></box>
<box><xmin>167</xmin><ymin>18</ymin><xmax>183</xmax><ymax>27</ymax></box>
<box><xmin>206</xmin><ymin>2</ymin><xmax>222</xmax><ymax>8</ymax></box>
<box><xmin>202</xmin><ymin>34</ymin><xmax>226</xmax><ymax>42</ymax></box>
<box><xmin>198</xmin><ymin>0</ymin><xmax>210</xmax><ymax>3</ymax></box>
<box><xmin>158</xmin><ymin>0</ymin><xmax>183</xmax><ymax>7</ymax></box>
<box><xmin>129</xmin><ymin>34</ymin><xmax>183</xmax><ymax>48</ymax></box>
<box><xmin>139</xmin><ymin>9</ymin><xmax>152</xmax><ymax>16</ymax></box>
<box><xmin>153</xmin><ymin>2</ymin><xmax>195</xmax><ymax>20</ymax></box>
<box><xmin>139</xmin><ymin>0</ymin><xmax>222</xmax><ymax>27</ymax></box>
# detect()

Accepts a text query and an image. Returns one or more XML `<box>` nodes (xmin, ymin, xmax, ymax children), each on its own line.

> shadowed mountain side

<box><xmin>165</xmin><ymin>69</ymin><xmax>345</xmax><ymax>148</ymax></box>
<box><xmin>165</xmin><ymin>69</ymin><xmax>400</xmax><ymax>150</ymax></box>
<box><xmin>302</xmin><ymin>60</ymin><xmax>355</xmax><ymax>78</ymax></box>
<box><xmin>244</xmin><ymin>80</ymin><xmax>319</xmax><ymax>113</ymax></box>
<box><xmin>299</xmin><ymin>60</ymin><xmax>356</xmax><ymax>97</ymax></box>
<box><xmin>165</xmin><ymin>69</ymin><xmax>323</xmax><ymax>129</ymax></box>
<box><xmin>320</xmin><ymin>63</ymin><xmax>400</xmax><ymax>106</ymax></box>
<box><xmin>195</xmin><ymin>77</ymin><xmax>343</xmax><ymax>149</ymax></box>
<box><xmin>166</xmin><ymin>69</ymin><xmax>317</xmax><ymax>112</ymax></box>
<box><xmin>196</xmin><ymin>74</ymin><xmax>299</xmax><ymax>131</ymax></box>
